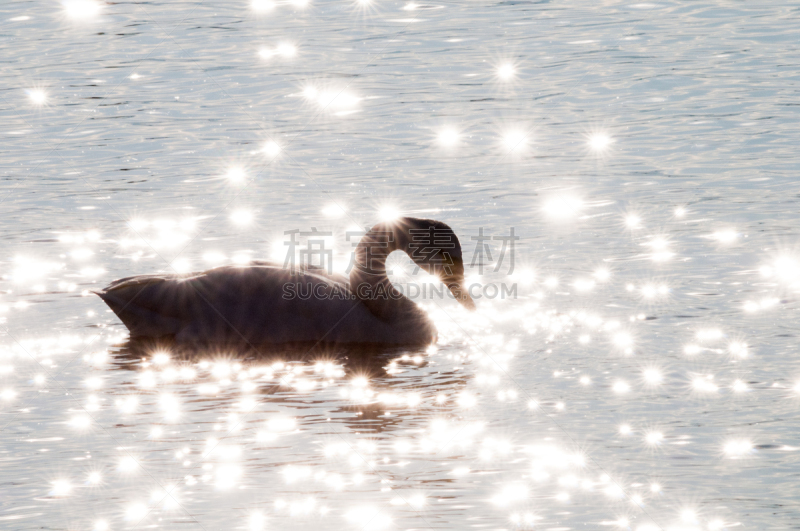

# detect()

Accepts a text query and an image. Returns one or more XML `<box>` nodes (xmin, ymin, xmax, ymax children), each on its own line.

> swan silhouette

<box><xmin>95</xmin><ymin>217</ymin><xmax>475</xmax><ymax>346</ymax></box>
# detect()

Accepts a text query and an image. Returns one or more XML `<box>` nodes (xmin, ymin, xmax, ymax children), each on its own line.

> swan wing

<box><xmin>96</xmin><ymin>263</ymin><xmax>367</xmax><ymax>342</ymax></box>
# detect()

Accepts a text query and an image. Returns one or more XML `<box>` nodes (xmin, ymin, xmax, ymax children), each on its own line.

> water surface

<box><xmin>2</xmin><ymin>1</ymin><xmax>800</xmax><ymax>530</ymax></box>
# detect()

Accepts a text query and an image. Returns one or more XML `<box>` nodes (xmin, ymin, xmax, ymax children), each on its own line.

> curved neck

<box><xmin>349</xmin><ymin>222</ymin><xmax>412</xmax><ymax>321</ymax></box>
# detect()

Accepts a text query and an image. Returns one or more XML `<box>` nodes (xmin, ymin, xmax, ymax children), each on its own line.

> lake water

<box><xmin>2</xmin><ymin>0</ymin><xmax>800</xmax><ymax>530</ymax></box>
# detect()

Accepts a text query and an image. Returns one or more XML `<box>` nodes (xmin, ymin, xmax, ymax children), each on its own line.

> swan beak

<box><xmin>448</xmin><ymin>282</ymin><xmax>476</xmax><ymax>311</ymax></box>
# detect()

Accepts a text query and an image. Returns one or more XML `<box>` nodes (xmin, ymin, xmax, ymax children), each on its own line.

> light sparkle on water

<box><xmin>497</xmin><ymin>62</ymin><xmax>515</xmax><ymax>80</ymax></box>
<box><xmin>625</xmin><ymin>214</ymin><xmax>641</xmax><ymax>228</ymax></box>
<box><xmin>259</xmin><ymin>43</ymin><xmax>297</xmax><ymax>59</ymax></box>
<box><xmin>230</xmin><ymin>209</ymin><xmax>255</xmax><ymax>226</ymax></box>
<box><xmin>62</xmin><ymin>0</ymin><xmax>102</xmax><ymax>19</ymax></box>
<box><xmin>251</xmin><ymin>0</ymin><xmax>276</xmax><ymax>11</ymax></box>
<box><xmin>542</xmin><ymin>194</ymin><xmax>583</xmax><ymax>220</ymax></box>
<box><xmin>262</xmin><ymin>140</ymin><xmax>282</xmax><ymax>158</ymax></box>
<box><xmin>303</xmin><ymin>85</ymin><xmax>362</xmax><ymax>114</ymax></box>
<box><xmin>643</xmin><ymin>368</ymin><xmax>663</xmax><ymax>385</ymax></box>
<box><xmin>379</xmin><ymin>205</ymin><xmax>401</xmax><ymax>221</ymax></box>
<box><xmin>723</xmin><ymin>439</ymin><xmax>752</xmax><ymax>457</ymax></box>
<box><xmin>437</xmin><ymin>127</ymin><xmax>460</xmax><ymax>147</ymax></box>
<box><xmin>711</xmin><ymin>229</ymin><xmax>738</xmax><ymax>244</ymax></box>
<box><xmin>322</xmin><ymin>203</ymin><xmax>347</xmax><ymax>218</ymax></box>
<box><xmin>51</xmin><ymin>479</ymin><xmax>72</xmax><ymax>497</ymax></box>
<box><xmin>588</xmin><ymin>133</ymin><xmax>612</xmax><ymax>151</ymax></box>
<box><xmin>502</xmin><ymin>129</ymin><xmax>528</xmax><ymax>152</ymax></box>
<box><xmin>28</xmin><ymin>89</ymin><xmax>47</xmax><ymax>105</ymax></box>
<box><xmin>226</xmin><ymin>167</ymin><xmax>246</xmax><ymax>184</ymax></box>
<box><xmin>0</xmin><ymin>4</ymin><xmax>786</xmax><ymax>531</ymax></box>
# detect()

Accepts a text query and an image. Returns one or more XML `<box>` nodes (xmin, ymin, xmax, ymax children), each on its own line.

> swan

<box><xmin>95</xmin><ymin>217</ymin><xmax>475</xmax><ymax>346</ymax></box>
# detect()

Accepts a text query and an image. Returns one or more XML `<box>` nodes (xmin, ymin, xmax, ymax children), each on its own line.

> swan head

<box><xmin>397</xmin><ymin>217</ymin><xmax>476</xmax><ymax>311</ymax></box>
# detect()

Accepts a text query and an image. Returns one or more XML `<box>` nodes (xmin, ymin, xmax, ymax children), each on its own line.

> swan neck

<box><xmin>349</xmin><ymin>222</ymin><xmax>409</xmax><ymax>320</ymax></box>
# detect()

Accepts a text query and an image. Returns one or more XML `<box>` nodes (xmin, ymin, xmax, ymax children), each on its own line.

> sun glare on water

<box><xmin>497</xmin><ymin>62</ymin><xmax>515</xmax><ymax>80</ymax></box>
<box><xmin>0</xmin><ymin>4</ymin><xmax>781</xmax><ymax>531</ymax></box>
<box><xmin>437</xmin><ymin>127</ymin><xmax>460</xmax><ymax>147</ymax></box>
<box><xmin>63</xmin><ymin>0</ymin><xmax>102</xmax><ymax>19</ymax></box>
<box><xmin>28</xmin><ymin>89</ymin><xmax>47</xmax><ymax>105</ymax></box>
<box><xmin>588</xmin><ymin>133</ymin><xmax>612</xmax><ymax>151</ymax></box>
<box><xmin>543</xmin><ymin>195</ymin><xmax>583</xmax><ymax>220</ymax></box>
<box><xmin>502</xmin><ymin>129</ymin><xmax>528</xmax><ymax>152</ymax></box>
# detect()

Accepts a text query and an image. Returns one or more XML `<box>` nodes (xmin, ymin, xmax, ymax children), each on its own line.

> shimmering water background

<box><xmin>2</xmin><ymin>0</ymin><xmax>800</xmax><ymax>529</ymax></box>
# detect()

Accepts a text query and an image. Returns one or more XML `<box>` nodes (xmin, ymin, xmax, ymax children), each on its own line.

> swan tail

<box><xmin>94</xmin><ymin>289</ymin><xmax>182</xmax><ymax>338</ymax></box>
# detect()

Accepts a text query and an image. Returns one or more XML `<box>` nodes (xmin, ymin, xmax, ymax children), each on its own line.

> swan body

<box><xmin>96</xmin><ymin>217</ymin><xmax>475</xmax><ymax>346</ymax></box>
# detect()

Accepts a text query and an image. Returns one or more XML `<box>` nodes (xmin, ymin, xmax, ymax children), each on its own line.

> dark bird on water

<box><xmin>95</xmin><ymin>217</ymin><xmax>475</xmax><ymax>346</ymax></box>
